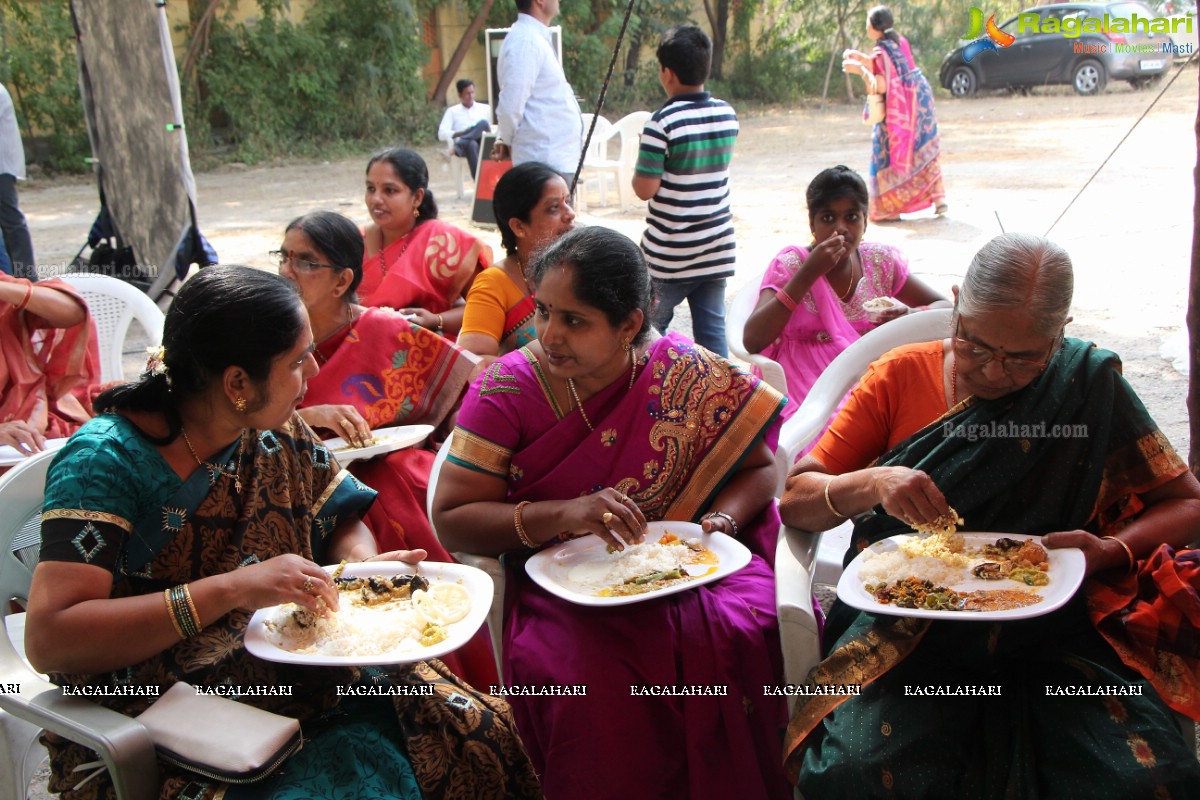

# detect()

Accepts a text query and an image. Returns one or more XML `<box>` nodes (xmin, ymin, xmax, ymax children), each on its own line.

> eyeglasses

<box><xmin>952</xmin><ymin>317</ymin><xmax>1062</xmax><ymax>377</ymax></box>
<box><xmin>269</xmin><ymin>250</ymin><xmax>343</xmax><ymax>274</ymax></box>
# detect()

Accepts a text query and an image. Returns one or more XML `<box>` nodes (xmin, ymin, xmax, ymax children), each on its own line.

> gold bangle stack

<box><xmin>824</xmin><ymin>477</ymin><xmax>847</xmax><ymax>518</ymax></box>
<box><xmin>1101</xmin><ymin>536</ymin><xmax>1136</xmax><ymax>574</ymax></box>
<box><xmin>164</xmin><ymin>584</ymin><xmax>202</xmax><ymax>640</ymax></box>
<box><xmin>514</xmin><ymin>500</ymin><xmax>536</xmax><ymax>548</ymax></box>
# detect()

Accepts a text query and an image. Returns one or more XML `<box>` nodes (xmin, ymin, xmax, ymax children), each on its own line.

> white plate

<box><xmin>837</xmin><ymin>532</ymin><xmax>1086</xmax><ymax>621</ymax></box>
<box><xmin>244</xmin><ymin>561</ymin><xmax>493</xmax><ymax>666</ymax></box>
<box><xmin>323</xmin><ymin>424</ymin><xmax>434</xmax><ymax>465</ymax></box>
<box><xmin>525</xmin><ymin>521</ymin><xmax>752</xmax><ymax>607</ymax></box>
<box><xmin>0</xmin><ymin>437</ymin><xmax>67</xmax><ymax>467</ymax></box>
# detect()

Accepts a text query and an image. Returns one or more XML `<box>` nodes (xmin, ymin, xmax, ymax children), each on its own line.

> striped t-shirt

<box><xmin>635</xmin><ymin>91</ymin><xmax>739</xmax><ymax>282</ymax></box>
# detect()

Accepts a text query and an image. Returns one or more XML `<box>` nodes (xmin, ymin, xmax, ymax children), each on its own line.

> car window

<box><xmin>1042</xmin><ymin>8</ymin><xmax>1088</xmax><ymax>23</ymax></box>
<box><xmin>1107</xmin><ymin>2</ymin><xmax>1156</xmax><ymax>17</ymax></box>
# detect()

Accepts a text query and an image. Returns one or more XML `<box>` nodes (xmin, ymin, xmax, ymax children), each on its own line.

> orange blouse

<box><xmin>810</xmin><ymin>340</ymin><xmax>948</xmax><ymax>474</ymax></box>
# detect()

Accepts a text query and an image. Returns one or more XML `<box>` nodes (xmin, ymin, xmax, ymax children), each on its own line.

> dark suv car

<box><xmin>939</xmin><ymin>2</ymin><xmax>1175</xmax><ymax>96</ymax></box>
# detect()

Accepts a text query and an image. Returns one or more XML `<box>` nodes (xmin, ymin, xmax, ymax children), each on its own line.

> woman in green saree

<box><xmin>24</xmin><ymin>267</ymin><xmax>539</xmax><ymax>800</ymax></box>
<box><xmin>780</xmin><ymin>233</ymin><xmax>1200</xmax><ymax>798</ymax></box>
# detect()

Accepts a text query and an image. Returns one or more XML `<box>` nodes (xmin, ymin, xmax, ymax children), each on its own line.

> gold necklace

<box><xmin>837</xmin><ymin>255</ymin><xmax>860</xmax><ymax>302</ymax></box>
<box><xmin>565</xmin><ymin>378</ymin><xmax>594</xmax><ymax>431</ymax></box>
<box><xmin>182</xmin><ymin>429</ymin><xmax>243</xmax><ymax>493</ymax></box>
<box><xmin>515</xmin><ymin>254</ymin><xmax>533</xmax><ymax>296</ymax></box>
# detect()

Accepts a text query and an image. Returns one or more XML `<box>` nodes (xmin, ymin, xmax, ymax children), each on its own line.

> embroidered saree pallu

<box><xmin>359</xmin><ymin>219</ymin><xmax>491</xmax><ymax>314</ymax></box>
<box><xmin>786</xmin><ymin>339</ymin><xmax>1200</xmax><ymax>799</ymax></box>
<box><xmin>868</xmin><ymin>37</ymin><xmax>945</xmax><ymax>220</ymax></box>
<box><xmin>449</xmin><ymin>334</ymin><xmax>793</xmax><ymax>800</ymax></box>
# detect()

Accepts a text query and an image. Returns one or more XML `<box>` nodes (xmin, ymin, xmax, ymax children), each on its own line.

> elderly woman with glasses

<box><xmin>275</xmin><ymin>211</ymin><xmax>497</xmax><ymax>687</ymax></box>
<box><xmin>780</xmin><ymin>232</ymin><xmax>1200</xmax><ymax>798</ymax></box>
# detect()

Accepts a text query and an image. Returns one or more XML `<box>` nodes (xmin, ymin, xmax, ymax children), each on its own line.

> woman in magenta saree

<box><xmin>434</xmin><ymin>227</ymin><xmax>791</xmax><ymax>799</ymax></box>
<box><xmin>847</xmin><ymin>6</ymin><xmax>946</xmax><ymax>221</ymax></box>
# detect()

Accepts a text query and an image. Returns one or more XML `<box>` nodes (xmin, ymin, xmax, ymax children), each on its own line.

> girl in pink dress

<box><xmin>742</xmin><ymin>165</ymin><xmax>949</xmax><ymax>422</ymax></box>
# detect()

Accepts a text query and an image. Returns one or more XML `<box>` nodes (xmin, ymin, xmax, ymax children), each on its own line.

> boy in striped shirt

<box><xmin>633</xmin><ymin>24</ymin><xmax>739</xmax><ymax>356</ymax></box>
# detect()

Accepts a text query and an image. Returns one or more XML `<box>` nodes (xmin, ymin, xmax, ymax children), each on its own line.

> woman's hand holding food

<box><xmin>231</xmin><ymin>553</ymin><xmax>340</xmax><ymax>614</ymax></box>
<box><xmin>565</xmin><ymin>489</ymin><xmax>648</xmax><ymax>551</ymax></box>
<box><xmin>795</xmin><ymin>232</ymin><xmax>850</xmax><ymax>285</ymax></box>
<box><xmin>298</xmin><ymin>404</ymin><xmax>371</xmax><ymax>447</ymax></box>
<box><xmin>871</xmin><ymin>299</ymin><xmax>911</xmax><ymax>323</ymax></box>
<box><xmin>872</xmin><ymin>466</ymin><xmax>953</xmax><ymax>527</ymax></box>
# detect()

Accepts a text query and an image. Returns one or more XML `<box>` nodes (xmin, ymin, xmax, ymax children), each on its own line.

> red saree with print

<box><xmin>301</xmin><ymin>307</ymin><xmax>495</xmax><ymax>686</ymax></box>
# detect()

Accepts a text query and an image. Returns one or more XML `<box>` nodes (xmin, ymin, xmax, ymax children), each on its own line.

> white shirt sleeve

<box><xmin>496</xmin><ymin>37</ymin><xmax>542</xmax><ymax>145</ymax></box>
<box><xmin>437</xmin><ymin>106</ymin><xmax>457</xmax><ymax>144</ymax></box>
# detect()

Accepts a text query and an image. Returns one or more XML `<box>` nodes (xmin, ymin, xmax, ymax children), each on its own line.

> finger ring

<box><xmin>601</xmin><ymin>511</ymin><xmax>614</xmax><ymax>525</ymax></box>
<box><xmin>302</xmin><ymin>577</ymin><xmax>314</xmax><ymax>594</ymax></box>
<box><xmin>340</xmin><ymin>419</ymin><xmax>351</xmax><ymax>427</ymax></box>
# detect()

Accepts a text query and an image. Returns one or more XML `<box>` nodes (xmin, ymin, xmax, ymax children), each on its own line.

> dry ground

<box><xmin>20</xmin><ymin>68</ymin><xmax>1198</xmax><ymax>456</ymax></box>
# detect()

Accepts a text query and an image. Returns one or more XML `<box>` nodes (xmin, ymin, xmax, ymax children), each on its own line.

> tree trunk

<box><xmin>429</xmin><ymin>0</ymin><xmax>495</xmax><ymax>105</ymax></box>
<box><xmin>1189</xmin><ymin>63</ymin><xmax>1200</xmax><ymax>474</ymax></box>
<box><xmin>704</xmin><ymin>0</ymin><xmax>730</xmax><ymax>80</ymax></box>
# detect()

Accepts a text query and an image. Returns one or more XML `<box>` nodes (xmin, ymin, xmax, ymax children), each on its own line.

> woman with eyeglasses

<box><xmin>358</xmin><ymin>147</ymin><xmax>491</xmax><ymax>338</ymax></box>
<box><xmin>779</xmin><ymin>232</ymin><xmax>1200</xmax><ymax>797</ymax></box>
<box><xmin>277</xmin><ymin>211</ymin><xmax>497</xmax><ymax>688</ymax></box>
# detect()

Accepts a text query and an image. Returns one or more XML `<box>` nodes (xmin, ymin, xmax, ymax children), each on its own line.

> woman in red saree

<box><xmin>0</xmin><ymin>271</ymin><xmax>99</xmax><ymax>456</ymax></box>
<box><xmin>279</xmin><ymin>211</ymin><xmax>496</xmax><ymax>687</ymax></box>
<box><xmin>359</xmin><ymin>147</ymin><xmax>491</xmax><ymax>339</ymax></box>
<box><xmin>434</xmin><ymin>227</ymin><xmax>792</xmax><ymax>799</ymax></box>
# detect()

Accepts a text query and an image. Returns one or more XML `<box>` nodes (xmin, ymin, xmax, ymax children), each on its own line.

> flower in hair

<box><xmin>145</xmin><ymin>345</ymin><xmax>169</xmax><ymax>379</ymax></box>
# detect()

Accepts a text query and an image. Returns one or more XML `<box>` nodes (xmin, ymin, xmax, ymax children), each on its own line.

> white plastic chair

<box><xmin>58</xmin><ymin>273</ymin><xmax>166</xmax><ymax>384</ymax></box>
<box><xmin>580</xmin><ymin>111</ymin><xmax>650</xmax><ymax>210</ymax></box>
<box><xmin>0</xmin><ymin>449</ymin><xmax>159</xmax><ymax>800</ymax></box>
<box><xmin>576</xmin><ymin>113</ymin><xmax>614</xmax><ymax>211</ymax></box>
<box><xmin>728</xmin><ymin>273</ymin><xmax>789</xmax><ymax>398</ymax></box>
<box><xmin>426</xmin><ymin>435</ymin><xmax>506</xmax><ymax>681</ymax></box>
<box><xmin>773</xmin><ymin>309</ymin><xmax>952</xmax><ymax>704</ymax></box>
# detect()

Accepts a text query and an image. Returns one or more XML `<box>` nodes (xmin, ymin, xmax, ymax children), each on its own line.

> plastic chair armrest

<box><xmin>774</xmin><ymin>525</ymin><xmax>821</xmax><ymax>716</ymax></box>
<box><xmin>453</xmin><ymin>552</ymin><xmax>505</xmax><ymax>682</ymax></box>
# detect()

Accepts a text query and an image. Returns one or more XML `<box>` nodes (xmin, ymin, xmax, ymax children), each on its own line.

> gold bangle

<box><xmin>824</xmin><ymin>477</ymin><xmax>846</xmax><ymax>518</ymax></box>
<box><xmin>164</xmin><ymin>588</ymin><xmax>187</xmax><ymax>640</ymax></box>
<box><xmin>1101</xmin><ymin>536</ymin><xmax>1136</xmax><ymax>574</ymax></box>
<box><xmin>435</xmin><ymin>314</ymin><xmax>444</xmax><ymax>331</ymax></box>
<box><xmin>514</xmin><ymin>500</ymin><xmax>536</xmax><ymax>548</ymax></box>
<box><xmin>181</xmin><ymin>584</ymin><xmax>201</xmax><ymax>636</ymax></box>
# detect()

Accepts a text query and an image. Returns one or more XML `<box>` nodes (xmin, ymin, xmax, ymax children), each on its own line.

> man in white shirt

<box><xmin>493</xmin><ymin>0</ymin><xmax>582</xmax><ymax>181</ymax></box>
<box><xmin>0</xmin><ymin>84</ymin><xmax>33</xmax><ymax>280</ymax></box>
<box><xmin>437</xmin><ymin>78</ymin><xmax>491</xmax><ymax>179</ymax></box>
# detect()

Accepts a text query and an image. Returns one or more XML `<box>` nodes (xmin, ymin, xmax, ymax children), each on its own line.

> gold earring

<box><xmin>414</xmin><ymin>207</ymin><xmax>421</xmax><ymax>219</ymax></box>
<box><xmin>625</xmin><ymin>339</ymin><xmax>638</xmax><ymax>390</ymax></box>
<box><xmin>234</xmin><ymin>396</ymin><xmax>248</xmax><ymax>413</ymax></box>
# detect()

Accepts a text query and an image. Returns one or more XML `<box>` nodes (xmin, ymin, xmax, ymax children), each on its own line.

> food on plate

<box><xmin>910</xmin><ymin>507</ymin><xmax>965</xmax><ymax>537</ymax></box>
<box><xmin>590</xmin><ymin>533</ymin><xmax>719</xmax><ymax>597</ymax></box>
<box><xmin>862</xmin><ymin>297</ymin><xmax>897</xmax><ymax>311</ymax></box>
<box><xmin>263</xmin><ymin>573</ymin><xmax>471</xmax><ymax>657</ymax></box>
<box><xmin>859</xmin><ymin>534</ymin><xmax>1056</xmax><ymax>612</ymax></box>
<box><xmin>865</xmin><ymin>576</ymin><xmax>1044</xmax><ymax>613</ymax></box>
<box><xmin>330</xmin><ymin>434</ymin><xmax>380</xmax><ymax>452</ymax></box>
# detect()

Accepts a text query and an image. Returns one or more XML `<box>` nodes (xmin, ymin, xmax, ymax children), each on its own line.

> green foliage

<box><xmin>0</xmin><ymin>2</ymin><xmax>89</xmax><ymax>173</ymax></box>
<box><xmin>187</xmin><ymin>0</ymin><xmax>432</xmax><ymax>163</ymax></box>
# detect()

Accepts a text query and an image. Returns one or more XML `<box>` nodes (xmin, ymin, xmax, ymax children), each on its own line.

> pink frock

<box><xmin>755</xmin><ymin>241</ymin><xmax>910</xmax><ymax>421</ymax></box>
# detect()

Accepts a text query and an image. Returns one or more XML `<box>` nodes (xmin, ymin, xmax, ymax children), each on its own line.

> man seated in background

<box><xmin>438</xmin><ymin>78</ymin><xmax>491</xmax><ymax>179</ymax></box>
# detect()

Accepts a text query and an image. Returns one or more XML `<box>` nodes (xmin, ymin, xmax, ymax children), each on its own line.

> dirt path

<box><xmin>20</xmin><ymin>70</ymin><xmax>1198</xmax><ymax>454</ymax></box>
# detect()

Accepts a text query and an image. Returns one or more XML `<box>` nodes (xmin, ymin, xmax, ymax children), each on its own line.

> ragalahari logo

<box><xmin>961</xmin><ymin>7</ymin><xmax>1016</xmax><ymax>62</ymax></box>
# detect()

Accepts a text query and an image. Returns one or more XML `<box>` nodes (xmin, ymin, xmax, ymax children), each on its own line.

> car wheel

<box><xmin>1072</xmin><ymin>59</ymin><xmax>1106</xmax><ymax>95</ymax></box>
<box><xmin>949</xmin><ymin>66</ymin><xmax>977</xmax><ymax>97</ymax></box>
